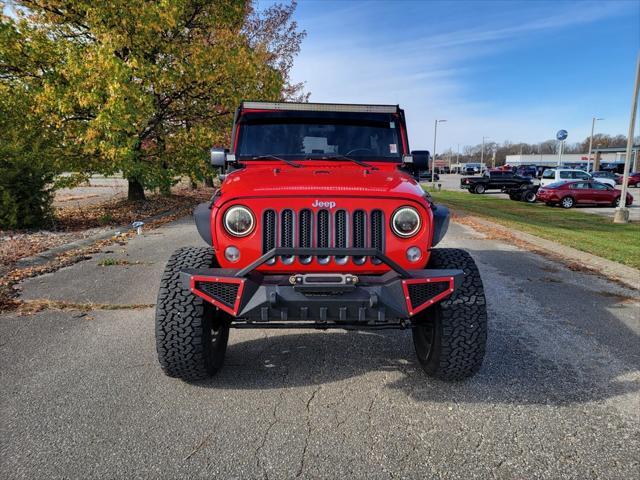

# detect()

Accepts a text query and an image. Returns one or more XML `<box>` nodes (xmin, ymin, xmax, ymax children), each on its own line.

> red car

<box><xmin>626</xmin><ymin>172</ymin><xmax>640</xmax><ymax>187</ymax></box>
<box><xmin>536</xmin><ymin>181</ymin><xmax>634</xmax><ymax>209</ymax></box>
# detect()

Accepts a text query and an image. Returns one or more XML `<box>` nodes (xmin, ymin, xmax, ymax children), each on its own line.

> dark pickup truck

<box><xmin>460</xmin><ymin>171</ymin><xmax>532</xmax><ymax>194</ymax></box>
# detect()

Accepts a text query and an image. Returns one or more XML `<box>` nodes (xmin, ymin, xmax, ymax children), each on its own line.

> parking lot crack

<box><xmin>295</xmin><ymin>385</ymin><xmax>321</xmax><ymax>478</ymax></box>
<box><xmin>255</xmin><ymin>391</ymin><xmax>284</xmax><ymax>480</ymax></box>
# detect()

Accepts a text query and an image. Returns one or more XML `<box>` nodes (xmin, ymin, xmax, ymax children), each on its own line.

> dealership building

<box><xmin>506</xmin><ymin>145</ymin><xmax>639</xmax><ymax>171</ymax></box>
<box><xmin>506</xmin><ymin>152</ymin><xmax>619</xmax><ymax>166</ymax></box>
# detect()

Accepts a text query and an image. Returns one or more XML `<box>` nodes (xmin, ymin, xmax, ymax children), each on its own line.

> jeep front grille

<box><xmin>262</xmin><ymin>208</ymin><xmax>384</xmax><ymax>265</ymax></box>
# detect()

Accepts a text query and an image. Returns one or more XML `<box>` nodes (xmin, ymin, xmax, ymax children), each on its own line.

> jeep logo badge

<box><xmin>312</xmin><ymin>200</ymin><xmax>336</xmax><ymax>209</ymax></box>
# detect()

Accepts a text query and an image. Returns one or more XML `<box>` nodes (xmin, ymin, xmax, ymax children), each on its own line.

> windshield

<box><xmin>236</xmin><ymin>113</ymin><xmax>403</xmax><ymax>161</ymax></box>
<box><xmin>542</xmin><ymin>169</ymin><xmax>555</xmax><ymax>179</ymax></box>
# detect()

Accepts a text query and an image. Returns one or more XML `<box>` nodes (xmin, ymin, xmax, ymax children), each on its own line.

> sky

<box><xmin>284</xmin><ymin>0</ymin><xmax>640</xmax><ymax>152</ymax></box>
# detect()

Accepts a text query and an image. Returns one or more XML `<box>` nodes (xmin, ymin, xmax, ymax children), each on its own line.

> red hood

<box><xmin>219</xmin><ymin>162</ymin><xmax>425</xmax><ymax>200</ymax></box>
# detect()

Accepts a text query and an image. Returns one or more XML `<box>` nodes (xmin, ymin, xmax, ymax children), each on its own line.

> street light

<box><xmin>587</xmin><ymin>117</ymin><xmax>604</xmax><ymax>173</ymax></box>
<box><xmin>480</xmin><ymin>136</ymin><xmax>490</xmax><ymax>170</ymax></box>
<box><xmin>432</xmin><ymin>119</ymin><xmax>447</xmax><ymax>185</ymax></box>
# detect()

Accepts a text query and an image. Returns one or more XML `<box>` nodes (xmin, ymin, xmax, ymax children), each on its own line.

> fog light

<box><xmin>225</xmin><ymin>246</ymin><xmax>240</xmax><ymax>262</ymax></box>
<box><xmin>406</xmin><ymin>246</ymin><xmax>422</xmax><ymax>262</ymax></box>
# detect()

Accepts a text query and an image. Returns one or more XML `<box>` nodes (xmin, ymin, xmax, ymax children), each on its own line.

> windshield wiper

<box><xmin>251</xmin><ymin>154</ymin><xmax>302</xmax><ymax>168</ymax></box>
<box><xmin>305</xmin><ymin>154</ymin><xmax>376</xmax><ymax>169</ymax></box>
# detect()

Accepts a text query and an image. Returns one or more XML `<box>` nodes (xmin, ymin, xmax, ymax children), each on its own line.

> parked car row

<box><xmin>459</xmin><ymin>167</ymin><xmax>636</xmax><ymax>209</ymax></box>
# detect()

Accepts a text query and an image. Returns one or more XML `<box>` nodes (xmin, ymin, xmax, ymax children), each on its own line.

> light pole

<box><xmin>614</xmin><ymin>52</ymin><xmax>640</xmax><ymax>224</ymax></box>
<box><xmin>432</xmin><ymin>119</ymin><xmax>446</xmax><ymax>185</ymax></box>
<box><xmin>587</xmin><ymin>117</ymin><xmax>604</xmax><ymax>173</ymax></box>
<box><xmin>480</xmin><ymin>136</ymin><xmax>490</xmax><ymax>170</ymax></box>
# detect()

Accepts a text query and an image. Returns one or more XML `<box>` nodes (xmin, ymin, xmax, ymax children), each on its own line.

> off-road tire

<box><xmin>155</xmin><ymin>247</ymin><xmax>230</xmax><ymax>381</ymax></box>
<box><xmin>412</xmin><ymin>248</ymin><xmax>487</xmax><ymax>380</ymax></box>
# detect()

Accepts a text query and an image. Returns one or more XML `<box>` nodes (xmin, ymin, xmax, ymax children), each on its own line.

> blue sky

<box><xmin>284</xmin><ymin>0</ymin><xmax>640</xmax><ymax>152</ymax></box>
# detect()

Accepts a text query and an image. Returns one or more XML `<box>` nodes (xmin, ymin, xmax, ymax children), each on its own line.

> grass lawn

<box><xmin>427</xmin><ymin>189</ymin><xmax>640</xmax><ymax>269</ymax></box>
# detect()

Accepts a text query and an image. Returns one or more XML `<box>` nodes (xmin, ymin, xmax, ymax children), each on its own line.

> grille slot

<box><xmin>335</xmin><ymin>210</ymin><xmax>347</xmax><ymax>248</ymax></box>
<box><xmin>298</xmin><ymin>209</ymin><xmax>312</xmax><ymax>264</ymax></box>
<box><xmin>317</xmin><ymin>210</ymin><xmax>330</xmax><ymax>248</ymax></box>
<box><xmin>263</xmin><ymin>210</ymin><xmax>277</xmax><ymax>265</ymax></box>
<box><xmin>334</xmin><ymin>210</ymin><xmax>348</xmax><ymax>265</ymax></box>
<box><xmin>352</xmin><ymin>210</ymin><xmax>366</xmax><ymax>264</ymax></box>
<box><xmin>407</xmin><ymin>282</ymin><xmax>450</xmax><ymax>310</ymax></box>
<box><xmin>196</xmin><ymin>281</ymin><xmax>239</xmax><ymax>308</ymax></box>
<box><xmin>370</xmin><ymin>210</ymin><xmax>383</xmax><ymax>264</ymax></box>
<box><xmin>280</xmin><ymin>209</ymin><xmax>294</xmax><ymax>264</ymax></box>
<box><xmin>317</xmin><ymin>210</ymin><xmax>330</xmax><ymax>264</ymax></box>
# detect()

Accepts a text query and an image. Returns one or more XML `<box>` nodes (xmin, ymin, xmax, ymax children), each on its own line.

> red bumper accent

<box><xmin>190</xmin><ymin>275</ymin><xmax>246</xmax><ymax>316</ymax></box>
<box><xmin>401</xmin><ymin>276</ymin><xmax>455</xmax><ymax>316</ymax></box>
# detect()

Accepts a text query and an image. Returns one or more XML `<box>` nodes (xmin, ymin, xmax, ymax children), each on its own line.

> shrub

<box><xmin>0</xmin><ymin>158</ymin><xmax>54</xmax><ymax>230</ymax></box>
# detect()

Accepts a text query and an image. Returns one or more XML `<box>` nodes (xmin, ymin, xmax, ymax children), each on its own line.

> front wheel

<box><xmin>155</xmin><ymin>247</ymin><xmax>230</xmax><ymax>381</ymax></box>
<box><xmin>474</xmin><ymin>184</ymin><xmax>485</xmax><ymax>194</ymax></box>
<box><xmin>412</xmin><ymin>249</ymin><xmax>487</xmax><ymax>380</ymax></box>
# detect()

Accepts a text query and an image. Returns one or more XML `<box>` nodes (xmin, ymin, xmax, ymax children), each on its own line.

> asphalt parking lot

<box><xmin>1</xmin><ymin>217</ymin><xmax>639</xmax><ymax>479</ymax></box>
<box><xmin>428</xmin><ymin>174</ymin><xmax>640</xmax><ymax>221</ymax></box>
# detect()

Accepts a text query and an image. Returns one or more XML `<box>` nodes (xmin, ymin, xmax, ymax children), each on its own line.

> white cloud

<box><xmin>290</xmin><ymin>0</ymin><xmax>636</xmax><ymax>151</ymax></box>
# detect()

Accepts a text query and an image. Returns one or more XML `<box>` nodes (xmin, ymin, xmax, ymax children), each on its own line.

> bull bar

<box><xmin>180</xmin><ymin>248</ymin><xmax>464</xmax><ymax>329</ymax></box>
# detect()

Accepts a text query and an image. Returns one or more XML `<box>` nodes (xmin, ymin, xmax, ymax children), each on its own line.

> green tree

<box><xmin>1</xmin><ymin>0</ymin><xmax>305</xmax><ymax>201</ymax></box>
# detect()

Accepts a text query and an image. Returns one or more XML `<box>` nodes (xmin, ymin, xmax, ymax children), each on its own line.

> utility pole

<box><xmin>614</xmin><ymin>52</ymin><xmax>640</xmax><ymax>224</ymax></box>
<box><xmin>431</xmin><ymin>119</ymin><xmax>446</xmax><ymax>186</ymax></box>
<box><xmin>587</xmin><ymin>117</ymin><xmax>604</xmax><ymax>173</ymax></box>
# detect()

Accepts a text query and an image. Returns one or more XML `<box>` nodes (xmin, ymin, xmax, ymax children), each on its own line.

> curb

<box><xmin>15</xmin><ymin>209</ymin><xmax>188</xmax><ymax>269</ymax></box>
<box><xmin>458</xmin><ymin>215</ymin><xmax>639</xmax><ymax>291</ymax></box>
<box><xmin>15</xmin><ymin>229</ymin><xmax>121</xmax><ymax>268</ymax></box>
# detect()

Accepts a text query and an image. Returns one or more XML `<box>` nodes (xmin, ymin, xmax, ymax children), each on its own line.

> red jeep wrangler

<box><xmin>155</xmin><ymin>102</ymin><xmax>487</xmax><ymax>381</ymax></box>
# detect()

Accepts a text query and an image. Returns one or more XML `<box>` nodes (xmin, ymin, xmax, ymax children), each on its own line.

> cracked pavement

<box><xmin>1</xmin><ymin>218</ymin><xmax>639</xmax><ymax>479</ymax></box>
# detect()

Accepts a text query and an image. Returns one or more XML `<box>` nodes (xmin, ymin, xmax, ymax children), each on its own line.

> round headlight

<box><xmin>223</xmin><ymin>206</ymin><xmax>255</xmax><ymax>237</ymax></box>
<box><xmin>391</xmin><ymin>206</ymin><xmax>421</xmax><ymax>237</ymax></box>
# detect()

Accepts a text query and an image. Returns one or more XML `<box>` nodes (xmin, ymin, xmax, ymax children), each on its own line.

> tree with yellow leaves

<box><xmin>1</xmin><ymin>0</ymin><xmax>306</xmax><ymax>208</ymax></box>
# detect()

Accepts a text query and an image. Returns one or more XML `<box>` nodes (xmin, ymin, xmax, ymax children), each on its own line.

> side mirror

<box><xmin>210</xmin><ymin>147</ymin><xmax>227</xmax><ymax>168</ymax></box>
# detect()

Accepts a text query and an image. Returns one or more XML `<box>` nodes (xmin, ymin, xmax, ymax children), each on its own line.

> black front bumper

<box><xmin>181</xmin><ymin>248</ymin><xmax>464</xmax><ymax>329</ymax></box>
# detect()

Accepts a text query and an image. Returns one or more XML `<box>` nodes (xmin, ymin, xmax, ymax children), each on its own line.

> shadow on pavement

<box><xmin>192</xmin><ymin>325</ymin><xmax>639</xmax><ymax>407</ymax></box>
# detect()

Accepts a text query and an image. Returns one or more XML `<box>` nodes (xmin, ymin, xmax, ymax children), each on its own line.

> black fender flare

<box><xmin>431</xmin><ymin>204</ymin><xmax>450</xmax><ymax>247</ymax></box>
<box><xmin>194</xmin><ymin>202</ymin><xmax>213</xmax><ymax>246</ymax></box>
